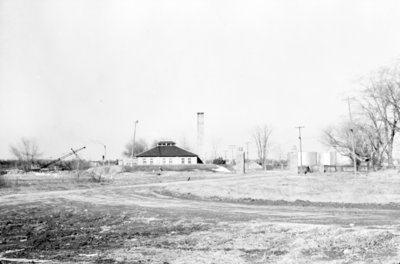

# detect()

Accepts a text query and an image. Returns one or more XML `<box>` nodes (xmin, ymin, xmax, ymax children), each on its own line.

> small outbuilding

<box><xmin>136</xmin><ymin>141</ymin><xmax>203</xmax><ymax>165</ymax></box>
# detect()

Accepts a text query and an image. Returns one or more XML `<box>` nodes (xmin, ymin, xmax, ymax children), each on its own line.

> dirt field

<box><xmin>1</xmin><ymin>168</ymin><xmax>400</xmax><ymax>263</ymax></box>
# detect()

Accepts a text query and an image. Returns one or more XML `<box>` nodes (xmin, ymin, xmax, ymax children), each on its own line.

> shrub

<box><xmin>212</xmin><ymin>157</ymin><xmax>226</xmax><ymax>165</ymax></box>
<box><xmin>0</xmin><ymin>174</ymin><xmax>8</xmax><ymax>188</ymax></box>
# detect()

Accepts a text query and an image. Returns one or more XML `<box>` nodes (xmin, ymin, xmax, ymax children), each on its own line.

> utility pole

<box><xmin>245</xmin><ymin>142</ymin><xmax>250</xmax><ymax>161</ymax></box>
<box><xmin>104</xmin><ymin>145</ymin><xmax>108</xmax><ymax>166</ymax></box>
<box><xmin>90</xmin><ymin>140</ymin><xmax>107</xmax><ymax>166</ymax></box>
<box><xmin>346</xmin><ymin>97</ymin><xmax>357</xmax><ymax>176</ymax></box>
<box><xmin>71</xmin><ymin>148</ymin><xmax>82</xmax><ymax>171</ymax></box>
<box><xmin>100</xmin><ymin>144</ymin><xmax>106</xmax><ymax>166</ymax></box>
<box><xmin>295</xmin><ymin>126</ymin><xmax>304</xmax><ymax>174</ymax></box>
<box><xmin>131</xmin><ymin>120</ymin><xmax>139</xmax><ymax>162</ymax></box>
<box><xmin>245</xmin><ymin>141</ymin><xmax>251</xmax><ymax>169</ymax></box>
<box><xmin>102</xmin><ymin>150</ymin><xmax>105</xmax><ymax>166</ymax></box>
<box><xmin>229</xmin><ymin>145</ymin><xmax>236</xmax><ymax>163</ymax></box>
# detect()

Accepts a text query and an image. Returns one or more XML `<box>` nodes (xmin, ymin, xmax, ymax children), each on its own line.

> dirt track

<box><xmin>1</xmin><ymin>177</ymin><xmax>400</xmax><ymax>263</ymax></box>
<box><xmin>2</xmin><ymin>180</ymin><xmax>400</xmax><ymax>227</ymax></box>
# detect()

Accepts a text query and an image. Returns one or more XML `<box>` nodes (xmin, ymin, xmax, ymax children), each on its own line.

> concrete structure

<box><xmin>197</xmin><ymin>112</ymin><xmax>205</xmax><ymax>162</ymax></box>
<box><xmin>136</xmin><ymin>141</ymin><xmax>202</xmax><ymax>165</ymax></box>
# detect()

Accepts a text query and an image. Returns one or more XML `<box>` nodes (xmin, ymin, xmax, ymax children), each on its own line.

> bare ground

<box><xmin>1</xmin><ymin>170</ymin><xmax>400</xmax><ymax>263</ymax></box>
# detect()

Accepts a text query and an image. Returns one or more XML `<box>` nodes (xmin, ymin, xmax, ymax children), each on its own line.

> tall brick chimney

<box><xmin>197</xmin><ymin>112</ymin><xmax>205</xmax><ymax>162</ymax></box>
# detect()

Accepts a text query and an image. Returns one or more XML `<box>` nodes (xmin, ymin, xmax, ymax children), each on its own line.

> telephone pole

<box><xmin>131</xmin><ymin>120</ymin><xmax>139</xmax><ymax>160</ymax></box>
<box><xmin>245</xmin><ymin>142</ymin><xmax>250</xmax><ymax>160</ymax></box>
<box><xmin>229</xmin><ymin>145</ymin><xmax>236</xmax><ymax>163</ymax></box>
<box><xmin>295</xmin><ymin>126</ymin><xmax>304</xmax><ymax>173</ymax></box>
<box><xmin>90</xmin><ymin>140</ymin><xmax>107</xmax><ymax>166</ymax></box>
<box><xmin>104</xmin><ymin>144</ymin><xmax>108</xmax><ymax>166</ymax></box>
<box><xmin>346</xmin><ymin>97</ymin><xmax>357</xmax><ymax>176</ymax></box>
<box><xmin>245</xmin><ymin>141</ymin><xmax>251</xmax><ymax>169</ymax></box>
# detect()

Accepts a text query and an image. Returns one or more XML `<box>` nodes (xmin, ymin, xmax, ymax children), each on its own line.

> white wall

<box><xmin>137</xmin><ymin>157</ymin><xmax>197</xmax><ymax>165</ymax></box>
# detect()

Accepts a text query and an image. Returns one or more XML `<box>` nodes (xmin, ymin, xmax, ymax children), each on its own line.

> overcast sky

<box><xmin>1</xmin><ymin>0</ymin><xmax>400</xmax><ymax>161</ymax></box>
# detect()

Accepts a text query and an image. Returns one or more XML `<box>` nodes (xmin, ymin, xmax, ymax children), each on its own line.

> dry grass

<box><xmin>2</xmin><ymin>169</ymin><xmax>400</xmax><ymax>263</ymax></box>
<box><xmin>104</xmin><ymin>221</ymin><xmax>400</xmax><ymax>264</ymax></box>
<box><xmin>162</xmin><ymin>170</ymin><xmax>400</xmax><ymax>204</ymax></box>
<box><xmin>0</xmin><ymin>170</ymin><xmax>111</xmax><ymax>195</ymax></box>
<box><xmin>0</xmin><ymin>166</ymin><xmax>232</xmax><ymax>195</ymax></box>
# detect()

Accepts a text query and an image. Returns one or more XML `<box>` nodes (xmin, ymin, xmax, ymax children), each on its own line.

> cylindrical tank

<box><xmin>320</xmin><ymin>151</ymin><xmax>337</xmax><ymax>166</ymax></box>
<box><xmin>297</xmin><ymin>152</ymin><xmax>318</xmax><ymax>166</ymax></box>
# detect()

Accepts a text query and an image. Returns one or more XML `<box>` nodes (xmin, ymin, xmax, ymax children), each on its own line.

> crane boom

<box><xmin>42</xmin><ymin>146</ymin><xmax>86</xmax><ymax>169</ymax></box>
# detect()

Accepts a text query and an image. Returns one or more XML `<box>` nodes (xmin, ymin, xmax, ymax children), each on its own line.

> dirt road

<box><xmin>2</xmin><ymin>180</ymin><xmax>400</xmax><ymax>227</ymax></box>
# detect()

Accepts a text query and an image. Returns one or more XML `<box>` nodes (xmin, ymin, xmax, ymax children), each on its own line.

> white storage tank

<box><xmin>297</xmin><ymin>152</ymin><xmax>318</xmax><ymax>166</ymax></box>
<box><xmin>320</xmin><ymin>151</ymin><xmax>337</xmax><ymax>166</ymax></box>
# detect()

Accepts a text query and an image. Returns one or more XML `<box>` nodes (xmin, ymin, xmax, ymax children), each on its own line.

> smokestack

<box><xmin>197</xmin><ymin>112</ymin><xmax>205</xmax><ymax>162</ymax></box>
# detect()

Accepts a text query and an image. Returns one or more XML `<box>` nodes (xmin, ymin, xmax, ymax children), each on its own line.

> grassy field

<box><xmin>161</xmin><ymin>170</ymin><xmax>400</xmax><ymax>204</ymax></box>
<box><xmin>1</xmin><ymin>168</ymin><xmax>400</xmax><ymax>263</ymax></box>
<box><xmin>0</xmin><ymin>166</ymin><xmax>230</xmax><ymax>195</ymax></box>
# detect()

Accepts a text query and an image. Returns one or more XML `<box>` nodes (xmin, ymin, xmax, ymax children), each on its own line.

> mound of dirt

<box><xmin>86</xmin><ymin>165</ymin><xmax>125</xmax><ymax>175</ymax></box>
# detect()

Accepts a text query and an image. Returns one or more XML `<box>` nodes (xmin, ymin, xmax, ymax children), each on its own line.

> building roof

<box><xmin>157</xmin><ymin>141</ymin><xmax>176</xmax><ymax>146</ymax></box>
<box><xmin>137</xmin><ymin>145</ymin><xmax>198</xmax><ymax>158</ymax></box>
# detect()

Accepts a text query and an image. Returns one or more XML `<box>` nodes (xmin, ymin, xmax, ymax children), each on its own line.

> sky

<box><xmin>1</xmin><ymin>0</ymin><xmax>400</xmax><ymax>161</ymax></box>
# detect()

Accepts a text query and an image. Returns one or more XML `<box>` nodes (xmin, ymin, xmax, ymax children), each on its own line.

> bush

<box><xmin>212</xmin><ymin>157</ymin><xmax>226</xmax><ymax>165</ymax></box>
<box><xmin>0</xmin><ymin>174</ymin><xmax>8</xmax><ymax>188</ymax></box>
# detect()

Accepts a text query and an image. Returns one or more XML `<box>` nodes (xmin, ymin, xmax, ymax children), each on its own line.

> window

<box><xmin>150</xmin><ymin>158</ymin><xmax>153</xmax><ymax>165</ymax></box>
<box><xmin>188</xmin><ymin>158</ymin><xmax>191</xmax><ymax>164</ymax></box>
<box><xmin>181</xmin><ymin>158</ymin><xmax>185</xmax><ymax>164</ymax></box>
<box><xmin>169</xmin><ymin>158</ymin><xmax>173</xmax><ymax>164</ymax></box>
<box><xmin>143</xmin><ymin>158</ymin><xmax>147</xmax><ymax>165</ymax></box>
<box><xmin>162</xmin><ymin>158</ymin><xmax>166</xmax><ymax>164</ymax></box>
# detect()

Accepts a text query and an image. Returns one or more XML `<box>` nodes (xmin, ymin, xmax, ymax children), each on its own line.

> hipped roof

<box><xmin>137</xmin><ymin>145</ymin><xmax>198</xmax><ymax>158</ymax></box>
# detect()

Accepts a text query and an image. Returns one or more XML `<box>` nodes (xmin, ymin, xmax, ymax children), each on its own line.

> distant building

<box><xmin>136</xmin><ymin>141</ymin><xmax>203</xmax><ymax>165</ymax></box>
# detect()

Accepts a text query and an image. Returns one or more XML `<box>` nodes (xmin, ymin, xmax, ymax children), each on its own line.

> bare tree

<box><xmin>359</xmin><ymin>65</ymin><xmax>400</xmax><ymax>167</ymax></box>
<box><xmin>323</xmin><ymin>62</ymin><xmax>400</xmax><ymax>169</ymax></box>
<box><xmin>252</xmin><ymin>125</ymin><xmax>272</xmax><ymax>170</ymax></box>
<box><xmin>9</xmin><ymin>138</ymin><xmax>42</xmax><ymax>171</ymax></box>
<box><xmin>322</xmin><ymin>120</ymin><xmax>384</xmax><ymax>169</ymax></box>
<box><xmin>122</xmin><ymin>138</ymin><xmax>148</xmax><ymax>157</ymax></box>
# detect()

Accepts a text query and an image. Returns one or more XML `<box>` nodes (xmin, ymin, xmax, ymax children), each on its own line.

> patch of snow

<box><xmin>212</xmin><ymin>166</ymin><xmax>231</xmax><ymax>173</ymax></box>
